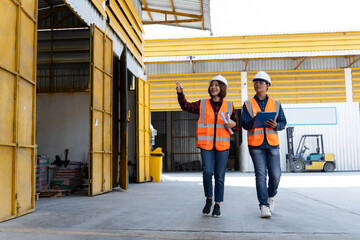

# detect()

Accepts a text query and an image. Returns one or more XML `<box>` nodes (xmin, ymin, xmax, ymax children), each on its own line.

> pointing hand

<box><xmin>175</xmin><ymin>81</ymin><xmax>183</xmax><ymax>93</ymax></box>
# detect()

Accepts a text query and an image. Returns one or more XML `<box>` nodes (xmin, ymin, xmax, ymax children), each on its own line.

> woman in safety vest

<box><xmin>175</xmin><ymin>75</ymin><xmax>238</xmax><ymax>217</ymax></box>
<box><xmin>241</xmin><ymin>71</ymin><xmax>287</xmax><ymax>218</ymax></box>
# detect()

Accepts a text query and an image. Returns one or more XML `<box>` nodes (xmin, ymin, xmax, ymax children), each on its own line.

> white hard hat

<box><xmin>210</xmin><ymin>75</ymin><xmax>228</xmax><ymax>89</ymax></box>
<box><xmin>252</xmin><ymin>71</ymin><xmax>271</xmax><ymax>86</ymax></box>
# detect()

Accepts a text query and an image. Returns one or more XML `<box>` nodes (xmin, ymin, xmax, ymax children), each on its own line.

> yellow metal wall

<box><xmin>89</xmin><ymin>25</ymin><xmax>113</xmax><ymax>196</ymax></box>
<box><xmin>352</xmin><ymin>68</ymin><xmax>360</xmax><ymax>102</ymax></box>
<box><xmin>148</xmin><ymin>69</ymin><xmax>347</xmax><ymax>111</ymax></box>
<box><xmin>136</xmin><ymin>78</ymin><xmax>151</xmax><ymax>182</ymax></box>
<box><xmin>0</xmin><ymin>0</ymin><xmax>37</xmax><ymax>222</ymax></box>
<box><xmin>247</xmin><ymin>69</ymin><xmax>346</xmax><ymax>103</ymax></box>
<box><xmin>106</xmin><ymin>0</ymin><xmax>144</xmax><ymax>68</ymax></box>
<box><xmin>148</xmin><ymin>72</ymin><xmax>242</xmax><ymax>111</ymax></box>
<box><xmin>145</xmin><ymin>32</ymin><xmax>360</xmax><ymax>58</ymax></box>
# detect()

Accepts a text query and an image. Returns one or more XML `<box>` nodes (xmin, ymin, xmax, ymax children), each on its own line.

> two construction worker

<box><xmin>175</xmin><ymin>71</ymin><xmax>287</xmax><ymax>218</ymax></box>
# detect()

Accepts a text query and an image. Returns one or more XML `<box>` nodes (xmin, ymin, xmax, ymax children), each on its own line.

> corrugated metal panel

<box><xmin>352</xmin><ymin>61</ymin><xmax>360</xmax><ymax>68</ymax></box>
<box><xmin>109</xmin><ymin>27</ymin><xmax>125</xmax><ymax>59</ymax></box>
<box><xmin>172</xmin><ymin>111</ymin><xmax>201</xmax><ymax>170</ymax></box>
<box><xmin>243</xmin><ymin>102</ymin><xmax>360</xmax><ymax>172</ymax></box>
<box><xmin>148</xmin><ymin>68</ymin><xmax>348</xmax><ymax>111</ymax></box>
<box><xmin>246</xmin><ymin>59</ymin><xmax>296</xmax><ymax>71</ymax></box>
<box><xmin>202</xmin><ymin>0</ymin><xmax>211</xmax><ymax>31</ymax></box>
<box><xmin>36</xmin><ymin>63</ymin><xmax>90</xmax><ymax>92</ymax></box>
<box><xmin>196</xmin><ymin>60</ymin><xmax>244</xmax><ymax>73</ymax></box>
<box><xmin>148</xmin><ymin>72</ymin><xmax>242</xmax><ymax>110</ymax></box>
<box><xmin>65</xmin><ymin>0</ymin><xmax>106</xmax><ymax>29</ymax></box>
<box><xmin>131</xmin><ymin>0</ymin><xmax>142</xmax><ymax>21</ymax></box>
<box><xmin>152</xmin><ymin>110</ymin><xmax>237</xmax><ymax>171</ymax></box>
<box><xmin>144</xmin><ymin>32</ymin><xmax>360</xmax><ymax>58</ymax></box>
<box><xmin>146</xmin><ymin>57</ymin><xmax>359</xmax><ymax>75</ymax></box>
<box><xmin>246</xmin><ymin>69</ymin><xmax>346</xmax><ymax>104</ymax></box>
<box><xmin>146</xmin><ymin>62</ymin><xmax>192</xmax><ymax>75</ymax></box>
<box><xmin>37</xmin><ymin>29</ymin><xmax>90</xmax><ymax>92</ymax></box>
<box><xmin>146</xmin><ymin>60</ymin><xmax>244</xmax><ymax>75</ymax></box>
<box><xmin>126</xmin><ymin>51</ymin><xmax>145</xmax><ymax>79</ymax></box>
<box><xmin>298</xmin><ymin>58</ymin><xmax>346</xmax><ymax>70</ymax></box>
<box><xmin>352</xmin><ymin>68</ymin><xmax>360</xmax><ymax>102</ymax></box>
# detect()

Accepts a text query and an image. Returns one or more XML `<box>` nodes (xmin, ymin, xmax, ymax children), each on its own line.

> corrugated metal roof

<box><xmin>144</xmin><ymin>50</ymin><xmax>360</xmax><ymax>63</ymax></box>
<box><xmin>142</xmin><ymin>0</ymin><xmax>211</xmax><ymax>31</ymax></box>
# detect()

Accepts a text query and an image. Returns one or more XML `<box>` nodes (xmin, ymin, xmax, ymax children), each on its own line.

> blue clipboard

<box><xmin>253</xmin><ymin>112</ymin><xmax>276</xmax><ymax>128</ymax></box>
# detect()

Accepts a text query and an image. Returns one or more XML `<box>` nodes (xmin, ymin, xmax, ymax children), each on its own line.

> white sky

<box><xmin>143</xmin><ymin>0</ymin><xmax>360</xmax><ymax>39</ymax></box>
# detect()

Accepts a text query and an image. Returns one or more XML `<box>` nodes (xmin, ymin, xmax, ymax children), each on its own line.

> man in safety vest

<box><xmin>241</xmin><ymin>71</ymin><xmax>287</xmax><ymax>218</ymax></box>
<box><xmin>176</xmin><ymin>75</ymin><xmax>238</xmax><ymax>218</ymax></box>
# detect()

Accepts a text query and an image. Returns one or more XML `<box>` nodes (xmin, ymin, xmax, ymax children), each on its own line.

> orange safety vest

<box><xmin>244</xmin><ymin>96</ymin><xmax>280</xmax><ymax>147</ymax></box>
<box><xmin>196</xmin><ymin>99</ymin><xmax>233</xmax><ymax>151</ymax></box>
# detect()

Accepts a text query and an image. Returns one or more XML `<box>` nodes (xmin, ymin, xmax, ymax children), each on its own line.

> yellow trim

<box><xmin>107</xmin><ymin>8</ymin><xmax>145</xmax><ymax>69</ymax></box>
<box><xmin>119</xmin><ymin>0</ymin><xmax>144</xmax><ymax>34</ymax></box>
<box><xmin>91</xmin><ymin>0</ymin><xmax>107</xmax><ymax>19</ymax></box>
<box><xmin>108</xmin><ymin>0</ymin><xmax>143</xmax><ymax>54</ymax></box>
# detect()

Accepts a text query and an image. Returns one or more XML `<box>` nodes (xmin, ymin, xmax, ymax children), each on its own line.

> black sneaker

<box><xmin>202</xmin><ymin>198</ymin><xmax>212</xmax><ymax>215</ymax></box>
<box><xmin>212</xmin><ymin>203</ymin><xmax>221</xmax><ymax>218</ymax></box>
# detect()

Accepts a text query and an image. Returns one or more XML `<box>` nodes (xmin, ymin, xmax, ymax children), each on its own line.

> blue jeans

<box><xmin>249</xmin><ymin>148</ymin><xmax>281</xmax><ymax>208</ymax></box>
<box><xmin>201</xmin><ymin>149</ymin><xmax>229</xmax><ymax>202</ymax></box>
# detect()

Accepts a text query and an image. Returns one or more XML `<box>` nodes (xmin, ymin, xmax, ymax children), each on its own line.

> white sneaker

<box><xmin>260</xmin><ymin>205</ymin><xmax>272</xmax><ymax>218</ymax></box>
<box><xmin>267</xmin><ymin>197</ymin><xmax>275</xmax><ymax>212</ymax></box>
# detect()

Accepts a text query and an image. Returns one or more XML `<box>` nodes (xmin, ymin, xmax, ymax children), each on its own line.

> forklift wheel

<box><xmin>323</xmin><ymin>162</ymin><xmax>335</xmax><ymax>172</ymax></box>
<box><xmin>291</xmin><ymin>161</ymin><xmax>305</xmax><ymax>173</ymax></box>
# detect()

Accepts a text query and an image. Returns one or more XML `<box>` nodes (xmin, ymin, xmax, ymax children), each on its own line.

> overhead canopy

<box><xmin>141</xmin><ymin>0</ymin><xmax>211</xmax><ymax>31</ymax></box>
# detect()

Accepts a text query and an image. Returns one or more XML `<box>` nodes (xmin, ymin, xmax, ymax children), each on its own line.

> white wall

<box><xmin>242</xmin><ymin>102</ymin><xmax>360</xmax><ymax>172</ymax></box>
<box><xmin>36</xmin><ymin>92</ymin><xmax>89</xmax><ymax>163</ymax></box>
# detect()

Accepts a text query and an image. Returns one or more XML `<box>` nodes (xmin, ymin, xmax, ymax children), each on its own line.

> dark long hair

<box><xmin>208</xmin><ymin>81</ymin><xmax>227</xmax><ymax>99</ymax></box>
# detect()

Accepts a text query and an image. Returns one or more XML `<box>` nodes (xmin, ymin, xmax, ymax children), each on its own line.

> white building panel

<box><xmin>243</xmin><ymin>102</ymin><xmax>360</xmax><ymax>172</ymax></box>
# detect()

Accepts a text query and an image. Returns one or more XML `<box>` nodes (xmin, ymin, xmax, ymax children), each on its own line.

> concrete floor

<box><xmin>1</xmin><ymin>172</ymin><xmax>360</xmax><ymax>240</ymax></box>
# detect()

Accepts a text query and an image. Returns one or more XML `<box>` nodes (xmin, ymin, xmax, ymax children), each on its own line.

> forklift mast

<box><xmin>286</xmin><ymin>127</ymin><xmax>295</xmax><ymax>157</ymax></box>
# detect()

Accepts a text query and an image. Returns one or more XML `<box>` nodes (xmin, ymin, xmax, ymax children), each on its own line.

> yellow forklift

<box><xmin>286</xmin><ymin>127</ymin><xmax>336</xmax><ymax>173</ymax></box>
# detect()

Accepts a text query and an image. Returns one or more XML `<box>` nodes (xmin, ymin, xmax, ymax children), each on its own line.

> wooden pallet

<box><xmin>38</xmin><ymin>189</ymin><xmax>73</xmax><ymax>198</ymax></box>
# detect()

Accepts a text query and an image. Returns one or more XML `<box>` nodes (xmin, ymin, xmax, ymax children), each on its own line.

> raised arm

<box><xmin>176</xmin><ymin>81</ymin><xmax>200</xmax><ymax>114</ymax></box>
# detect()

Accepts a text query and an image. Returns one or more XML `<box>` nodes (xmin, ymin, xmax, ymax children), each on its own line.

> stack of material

<box><xmin>52</xmin><ymin>168</ymin><xmax>83</xmax><ymax>190</ymax></box>
<box><xmin>36</xmin><ymin>156</ymin><xmax>50</xmax><ymax>192</ymax></box>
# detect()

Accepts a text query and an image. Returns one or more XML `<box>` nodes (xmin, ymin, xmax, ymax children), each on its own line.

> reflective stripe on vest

<box><xmin>245</xmin><ymin>96</ymin><xmax>280</xmax><ymax>147</ymax></box>
<box><xmin>196</xmin><ymin>99</ymin><xmax>232</xmax><ymax>151</ymax></box>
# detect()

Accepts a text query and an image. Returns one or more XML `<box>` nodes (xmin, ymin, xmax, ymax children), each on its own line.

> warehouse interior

<box><xmin>34</xmin><ymin>0</ymin><xmax>144</xmax><ymax>197</ymax></box>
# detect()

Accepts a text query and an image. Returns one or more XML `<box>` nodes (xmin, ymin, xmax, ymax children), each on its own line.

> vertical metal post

<box><xmin>240</xmin><ymin>71</ymin><xmax>248</xmax><ymax>172</ymax></box>
<box><xmin>344</xmin><ymin>68</ymin><xmax>353</xmax><ymax>103</ymax></box>
<box><xmin>166</xmin><ymin>111</ymin><xmax>172</xmax><ymax>171</ymax></box>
